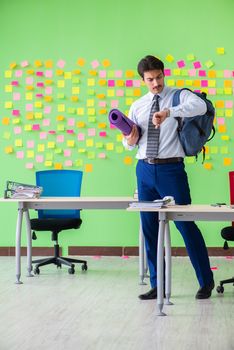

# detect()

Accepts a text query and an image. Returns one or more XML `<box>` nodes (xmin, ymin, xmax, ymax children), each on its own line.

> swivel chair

<box><xmin>217</xmin><ymin>171</ymin><xmax>234</xmax><ymax>293</ymax></box>
<box><xmin>31</xmin><ymin>170</ymin><xmax>87</xmax><ymax>275</ymax></box>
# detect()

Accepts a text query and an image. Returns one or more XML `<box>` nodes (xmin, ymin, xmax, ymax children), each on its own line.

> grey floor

<box><xmin>0</xmin><ymin>256</ymin><xmax>234</xmax><ymax>350</ymax></box>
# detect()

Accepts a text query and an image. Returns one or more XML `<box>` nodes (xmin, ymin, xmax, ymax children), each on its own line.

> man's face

<box><xmin>143</xmin><ymin>69</ymin><xmax>165</xmax><ymax>94</ymax></box>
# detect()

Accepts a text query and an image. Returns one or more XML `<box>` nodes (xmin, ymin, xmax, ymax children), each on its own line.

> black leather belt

<box><xmin>143</xmin><ymin>157</ymin><xmax>183</xmax><ymax>164</ymax></box>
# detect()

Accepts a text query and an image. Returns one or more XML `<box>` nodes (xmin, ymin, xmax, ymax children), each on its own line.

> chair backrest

<box><xmin>36</xmin><ymin>170</ymin><xmax>83</xmax><ymax>219</ymax></box>
<box><xmin>229</xmin><ymin>171</ymin><xmax>234</xmax><ymax>227</ymax></box>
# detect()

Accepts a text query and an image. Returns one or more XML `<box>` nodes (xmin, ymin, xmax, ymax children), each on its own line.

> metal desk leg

<box><xmin>15</xmin><ymin>207</ymin><xmax>23</xmax><ymax>284</ymax></box>
<box><xmin>165</xmin><ymin>221</ymin><xmax>173</xmax><ymax>306</ymax></box>
<box><xmin>25</xmin><ymin>209</ymin><xmax>33</xmax><ymax>277</ymax></box>
<box><xmin>139</xmin><ymin>220</ymin><xmax>147</xmax><ymax>285</ymax></box>
<box><xmin>157</xmin><ymin>216</ymin><xmax>166</xmax><ymax>316</ymax></box>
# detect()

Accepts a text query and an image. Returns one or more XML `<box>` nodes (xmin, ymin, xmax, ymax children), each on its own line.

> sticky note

<box><xmin>106</xmin><ymin>143</ymin><xmax>114</xmax><ymax>150</ymax></box>
<box><xmin>193</xmin><ymin>61</ymin><xmax>201</xmax><ymax>69</ymax></box>
<box><xmin>223</xmin><ymin>158</ymin><xmax>231</xmax><ymax>166</ymax></box>
<box><xmin>16</xmin><ymin>151</ymin><xmax>24</xmax><ymax>159</ymax></box>
<box><xmin>77</xmin><ymin>58</ymin><xmax>85</xmax><ymax>66</ymax></box>
<box><xmin>216</xmin><ymin>47</ymin><xmax>225</xmax><ymax>55</ymax></box>
<box><xmin>124</xmin><ymin>156</ymin><xmax>133</xmax><ymax>165</ymax></box>
<box><xmin>64</xmin><ymin>149</ymin><xmax>71</xmax><ymax>157</ymax></box>
<box><xmin>5</xmin><ymin>70</ymin><xmax>12</xmax><ymax>78</ymax></box>
<box><xmin>187</xmin><ymin>54</ymin><xmax>195</xmax><ymax>61</ymax></box>
<box><xmin>86</xmin><ymin>139</ymin><xmax>94</xmax><ymax>147</ymax></box>
<box><xmin>67</xmin><ymin>140</ymin><xmax>75</xmax><ymax>147</ymax></box>
<box><xmin>72</xmin><ymin>87</ymin><xmax>80</xmax><ymax>94</ymax></box>
<box><xmin>44</xmin><ymin>161</ymin><xmax>53</xmax><ymax>167</ymax></box>
<box><xmin>177</xmin><ymin>60</ymin><xmax>185</xmax><ymax>68</ymax></box>
<box><xmin>26</xmin><ymin>150</ymin><xmax>34</xmax><ymax>158</ymax></box>
<box><xmin>205</xmin><ymin>60</ymin><xmax>214</xmax><ymax>68</ymax></box>
<box><xmin>34</xmin><ymin>60</ymin><xmax>42</xmax><ymax>67</ymax></box>
<box><xmin>21</xmin><ymin>60</ymin><xmax>29</xmax><ymax>67</ymax></box>
<box><xmin>77</xmin><ymin>133</ymin><xmax>85</xmax><ymax>141</ymax></box>
<box><xmin>88</xmin><ymin>128</ymin><xmax>96</xmax><ymax>136</ymax></box>
<box><xmin>203</xmin><ymin>163</ymin><xmax>212</xmax><ymax>170</ymax></box>
<box><xmin>5</xmin><ymin>101</ymin><xmax>13</xmax><ymax>109</ymax></box>
<box><xmin>39</xmin><ymin>132</ymin><xmax>47</xmax><ymax>139</ymax></box>
<box><xmin>15</xmin><ymin>139</ymin><xmax>23</xmax><ymax>147</ymax></box>
<box><xmin>2</xmin><ymin>117</ymin><xmax>10</xmax><ymax>125</ymax></box>
<box><xmin>98</xmin><ymin>153</ymin><xmax>106</xmax><ymax>159</ymax></box>
<box><xmin>26</xmin><ymin>163</ymin><xmax>34</xmax><ymax>169</ymax></box>
<box><xmin>15</xmin><ymin>70</ymin><xmax>23</xmax><ymax>77</ymax></box>
<box><xmin>12</xmin><ymin>110</ymin><xmax>20</xmax><ymax>116</ymax></box>
<box><xmin>45</xmin><ymin>60</ymin><xmax>53</xmax><ymax>68</ymax></box>
<box><xmin>5</xmin><ymin>146</ymin><xmax>13</xmax><ymax>154</ymax></box>
<box><xmin>54</xmin><ymin>163</ymin><xmax>63</xmax><ymax>169</ymax></box>
<box><xmin>102</xmin><ymin>59</ymin><xmax>110</xmax><ymax>67</ymax></box>
<box><xmin>85</xmin><ymin>164</ymin><xmax>93</xmax><ymax>172</ymax></box>
<box><xmin>165</xmin><ymin>54</ymin><xmax>174</xmax><ymax>63</ymax></box>
<box><xmin>13</xmin><ymin>92</ymin><xmax>20</xmax><ymax>100</ymax></box>
<box><xmin>221</xmin><ymin>135</ymin><xmax>230</xmax><ymax>141</ymax></box>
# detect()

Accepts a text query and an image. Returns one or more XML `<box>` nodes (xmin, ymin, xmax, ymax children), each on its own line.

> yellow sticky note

<box><xmin>216</xmin><ymin>47</ymin><xmax>225</xmax><ymax>55</ymax></box>
<box><xmin>116</xmin><ymin>80</ymin><xmax>124</xmax><ymax>87</ymax></box>
<box><xmin>56</xmin><ymin>70</ymin><xmax>64</xmax><ymax>76</ymax></box>
<box><xmin>3</xmin><ymin>132</ymin><xmax>11</xmax><ymax>139</ymax></box>
<box><xmin>5</xmin><ymin>85</ymin><xmax>12</xmax><ymax>92</ymax></box>
<box><xmin>87</xmin><ymin>152</ymin><xmax>95</xmax><ymax>159</ymax></box>
<box><xmin>71</xmin><ymin>96</ymin><xmax>79</xmax><ymax>102</ymax></box>
<box><xmin>116</xmin><ymin>134</ymin><xmax>123</xmax><ymax>142</ymax></box>
<box><xmin>221</xmin><ymin>135</ymin><xmax>229</xmax><ymax>141</ymax></box>
<box><xmin>187</xmin><ymin>54</ymin><xmax>195</xmax><ymax>61</ymax></box>
<box><xmin>44</xmin><ymin>160</ymin><xmax>53</xmax><ymax>167</ymax></box>
<box><xmin>12</xmin><ymin>118</ymin><xmax>20</xmax><ymax>124</ymax></box>
<box><xmin>64</xmin><ymin>72</ymin><xmax>72</xmax><ymax>79</ymax></box>
<box><xmin>37</xmin><ymin>144</ymin><xmax>45</xmax><ymax>152</ymax></box>
<box><xmin>223</xmin><ymin>158</ymin><xmax>231</xmax><ymax>166</ymax></box>
<box><xmin>26</xmin><ymin>93</ymin><xmax>33</xmax><ymax>100</ymax></box>
<box><xmin>67</xmin><ymin>140</ymin><xmax>75</xmax><ymax>147</ymax></box>
<box><xmin>205</xmin><ymin>60</ymin><xmax>214</xmax><ymax>69</ymax></box>
<box><xmin>15</xmin><ymin>139</ymin><xmax>23</xmax><ymax>147</ymax></box>
<box><xmin>203</xmin><ymin>163</ymin><xmax>212</xmax><ymax>170</ymax></box>
<box><xmin>86</xmin><ymin>139</ymin><xmax>94</xmax><ymax>147</ymax></box>
<box><xmin>5</xmin><ymin>70</ymin><xmax>12</xmax><ymax>78</ymax></box>
<box><xmin>57</xmin><ymin>124</ymin><xmax>65</xmax><ymax>131</ymax></box>
<box><xmin>26</xmin><ymin>85</ymin><xmax>34</xmax><ymax>91</ymax></box>
<box><xmin>87</xmin><ymin>99</ymin><xmax>94</xmax><ymax>107</ymax></box>
<box><xmin>45</xmin><ymin>80</ymin><xmax>53</xmax><ymax>85</ymax></box>
<box><xmin>10</xmin><ymin>62</ymin><xmax>17</xmax><ymax>69</ymax></box>
<box><xmin>210</xmin><ymin>146</ymin><xmax>218</xmax><ymax>154</ymax></box>
<box><xmin>57</xmin><ymin>80</ymin><xmax>65</xmax><ymax>88</ymax></box>
<box><xmin>27</xmin><ymin>150</ymin><xmax>34</xmax><ymax>158</ymax></box>
<box><xmin>26</xmin><ymin>69</ymin><xmax>34</xmax><ymax>75</ymax></box>
<box><xmin>98</xmin><ymin>79</ymin><xmax>106</xmax><ymax>86</ymax></box>
<box><xmin>116</xmin><ymin>146</ymin><xmax>123</xmax><ymax>153</ymax></box>
<box><xmin>35</xmin><ymin>101</ymin><xmax>43</xmax><ymax>108</ymax></box>
<box><xmin>87</xmin><ymin>79</ymin><xmax>95</xmax><ymax>86</ymax></box>
<box><xmin>99</xmin><ymin>109</ymin><xmax>107</xmax><ymax>115</ymax></box>
<box><xmin>89</xmin><ymin>70</ymin><xmax>97</xmax><ymax>76</ymax></box>
<box><xmin>106</xmin><ymin>143</ymin><xmax>114</xmax><ymax>151</ymax></box>
<box><xmin>47</xmin><ymin>142</ymin><xmax>55</xmax><ymax>149</ymax></box>
<box><xmin>72</xmin><ymin>87</ymin><xmax>80</xmax><ymax>94</ymax></box>
<box><xmin>85</xmin><ymin>164</ymin><xmax>93</xmax><ymax>172</ymax></box>
<box><xmin>34</xmin><ymin>60</ymin><xmax>42</xmax><ymax>67</ymax></box>
<box><xmin>224</xmin><ymin>88</ymin><xmax>232</xmax><ymax>95</ymax></box>
<box><xmin>167</xmin><ymin>79</ymin><xmax>175</xmax><ymax>86</ymax></box>
<box><xmin>95</xmin><ymin>142</ymin><xmax>103</xmax><ymax>148</ymax></box>
<box><xmin>57</xmin><ymin>104</ymin><xmax>65</xmax><ymax>112</ymax></box>
<box><xmin>124</xmin><ymin>156</ymin><xmax>133</xmax><ymax>165</ymax></box>
<box><xmin>78</xmin><ymin>148</ymin><xmax>86</xmax><ymax>153</ymax></box>
<box><xmin>34</xmin><ymin>112</ymin><xmax>42</xmax><ymax>119</ymax></box>
<box><xmin>225</xmin><ymin>110</ymin><xmax>233</xmax><ymax>117</ymax></box>
<box><xmin>87</xmin><ymin>108</ymin><xmax>95</xmax><ymax>116</ymax></box>
<box><xmin>75</xmin><ymin>159</ymin><xmax>83</xmax><ymax>167</ymax></box>
<box><xmin>125</xmin><ymin>98</ymin><xmax>133</xmax><ymax>106</ymax></box>
<box><xmin>5</xmin><ymin>146</ymin><xmax>13</xmax><ymax>154</ymax></box>
<box><xmin>165</xmin><ymin>54</ymin><xmax>174</xmax><ymax>63</ymax></box>
<box><xmin>5</xmin><ymin>101</ymin><xmax>13</xmax><ymax>109</ymax></box>
<box><xmin>77</xmin><ymin>108</ymin><xmax>84</xmax><ymax>115</ymax></box>
<box><xmin>107</xmin><ymin>89</ymin><xmax>115</xmax><ymax>97</ymax></box>
<box><xmin>221</xmin><ymin>146</ymin><xmax>228</xmax><ymax>154</ymax></box>
<box><xmin>208</xmin><ymin>80</ymin><xmax>216</xmax><ymax>87</ymax></box>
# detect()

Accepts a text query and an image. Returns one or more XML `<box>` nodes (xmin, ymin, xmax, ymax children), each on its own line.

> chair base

<box><xmin>32</xmin><ymin>246</ymin><xmax>87</xmax><ymax>275</ymax></box>
<box><xmin>216</xmin><ymin>277</ymin><xmax>234</xmax><ymax>294</ymax></box>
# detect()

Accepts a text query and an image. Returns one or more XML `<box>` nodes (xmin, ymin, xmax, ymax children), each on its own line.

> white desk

<box><xmin>0</xmin><ymin>197</ymin><xmax>141</xmax><ymax>284</ymax></box>
<box><xmin>128</xmin><ymin>204</ymin><xmax>234</xmax><ymax>316</ymax></box>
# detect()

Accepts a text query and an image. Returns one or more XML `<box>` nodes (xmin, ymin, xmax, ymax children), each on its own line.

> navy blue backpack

<box><xmin>172</xmin><ymin>88</ymin><xmax>215</xmax><ymax>162</ymax></box>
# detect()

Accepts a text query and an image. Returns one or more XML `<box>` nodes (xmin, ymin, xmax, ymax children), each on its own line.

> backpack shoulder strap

<box><xmin>172</xmin><ymin>88</ymin><xmax>192</xmax><ymax>107</ymax></box>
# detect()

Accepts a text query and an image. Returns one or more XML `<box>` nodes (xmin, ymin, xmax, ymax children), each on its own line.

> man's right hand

<box><xmin>125</xmin><ymin>125</ymin><xmax>139</xmax><ymax>146</ymax></box>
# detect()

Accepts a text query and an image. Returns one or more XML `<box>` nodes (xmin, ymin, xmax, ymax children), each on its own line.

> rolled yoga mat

<box><xmin>108</xmin><ymin>109</ymin><xmax>141</xmax><ymax>142</ymax></box>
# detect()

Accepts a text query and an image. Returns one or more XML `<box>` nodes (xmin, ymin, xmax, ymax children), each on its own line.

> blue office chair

<box><xmin>31</xmin><ymin>170</ymin><xmax>87</xmax><ymax>275</ymax></box>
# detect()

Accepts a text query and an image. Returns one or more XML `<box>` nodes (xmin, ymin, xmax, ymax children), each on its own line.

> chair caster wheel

<box><xmin>68</xmin><ymin>264</ymin><xmax>75</xmax><ymax>274</ymax></box>
<box><xmin>82</xmin><ymin>263</ymin><xmax>88</xmax><ymax>271</ymax></box>
<box><xmin>57</xmin><ymin>263</ymin><xmax>62</xmax><ymax>269</ymax></box>
<box><xmin>216</xmin><ymin>285</ymin><xmax>224</xmax><ymax>293</ymax></box>
<box><xmin>34</xmin><ymin>267</ymin><xmax>40</xmax><ymax>275</ymax></box>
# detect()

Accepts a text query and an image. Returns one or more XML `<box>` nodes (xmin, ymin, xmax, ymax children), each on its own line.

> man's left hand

<box><xmin>152</xmin><ymin>109</ymin><xmax>169</xmax><ymax>128</ymax></box>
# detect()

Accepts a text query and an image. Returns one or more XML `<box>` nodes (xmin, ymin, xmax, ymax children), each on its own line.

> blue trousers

<box><xmin>136</xmin><ymin>160</ymin><xmax>213</xmax><ymax>288</ymax></box>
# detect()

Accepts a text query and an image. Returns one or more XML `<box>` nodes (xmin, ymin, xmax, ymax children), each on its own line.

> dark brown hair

<box><xmin>137</xmin><ymin>55</ymin><xmax>164</xmax><ymax>78</ymax></box>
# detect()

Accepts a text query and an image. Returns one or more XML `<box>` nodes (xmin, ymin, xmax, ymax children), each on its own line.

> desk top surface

<box><xmin>0</xmin><ymin>196</ymin><xmax>136</xmax><ymax>203</ymax></box>
<box><xmin>127</xmin><ymin>204</ymin><xmax>234</xmax><ymax>213</ymax></box>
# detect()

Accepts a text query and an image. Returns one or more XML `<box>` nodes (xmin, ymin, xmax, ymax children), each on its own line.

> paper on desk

<box><xmin>129</xmin><ymin>197</ymin><xmax>173</xmax><ymax>209</ymax></box>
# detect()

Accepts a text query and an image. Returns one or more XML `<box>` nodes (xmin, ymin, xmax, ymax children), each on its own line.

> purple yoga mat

<box><xmin>108</xmin><ymin>109</ymin><xmax>141</xmax><ymax>141</ymax></box>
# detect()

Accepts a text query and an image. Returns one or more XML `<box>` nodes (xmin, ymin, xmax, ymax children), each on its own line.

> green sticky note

<box><xmin>187</xmin><ymin>54</ymin><xmax>195</xmax><ymax>61</ymax></box>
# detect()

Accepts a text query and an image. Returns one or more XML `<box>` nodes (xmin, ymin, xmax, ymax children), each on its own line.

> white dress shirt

<box><xmin>122</xmin><ymin>86</ymin><xmax>207</xmax><ymax>159</ymax></box>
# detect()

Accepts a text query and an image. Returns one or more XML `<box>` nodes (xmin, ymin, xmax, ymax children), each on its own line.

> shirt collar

<box><xmin>148</xmin><ymin>86</ymin><xmax>170</xmax><ymax>101</ymax></box>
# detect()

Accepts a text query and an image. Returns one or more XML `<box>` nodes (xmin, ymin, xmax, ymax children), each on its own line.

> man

<box><xmin>123</xmin><ymin>55</ymin><xmax>214</xmax><ymax>300</ymax></box>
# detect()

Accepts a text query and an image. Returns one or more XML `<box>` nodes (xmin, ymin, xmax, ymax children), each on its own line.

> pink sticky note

<box><xmin>36</xmin><ymin>93</ymin><xmax>43</xmax><ymax>98</ymax></box>
<box><xmin>91</xmin><ymin>60</ymin><xmax>100</xmax><ymax>68</ymax></box>
<box><xmin>201</xmin><ymin>80</ymin><xmax>208</xmax><ymax>87</ymax></box>
<box><xmin>177</xmin><ymin>60</ymin><xmax>185</xmax><ymax>68</ymax></box>
<box><xmin>224</xmin><ymin>70</ymin><xmax>231</xmax><ymax>78</ymax></box>
<box><xmin>36</xmin><ymin>71</ymin><xmax>43</xmax><ymax>76</ymax></box>
<box><xmin>68</xmin><ymin>118</ymin><xmax>75</xmax><ymax>126</ymax></box>
<box><xmin>164</xmin><ymin>69</ymin><xmax>171</xmax><ymax>76</ymax></box>
<box><xmin>48</xmin><ymin>130</ymin><xmax>56</xmax><ymax>134</ymax></box>
<box><xmin>57</xmin><ymin>135</ymin><xmax>64</xmax><ymax>143</ymax></box>
<box><xmin>133</xmin><ymin>80</ymin><xmax>141</xmax><ymax>87</ymax></box>
<box><xmin>45</xmin><ymin>70</ymin><xmax>53</xmax><ymax>78</ymax></box>
<box><xmin>88</xmin><ymin>128</ymin><xmax>96</xmax><ymax>136</ymax></box>
<box><xmin>64</xmin><ymin>160</ymin><xmax>73</xmax><ymax>166</ymax></box>
<box><xmin>32</xmin><ymin>124</ymin><xmax>40</xmax><ymax>131</ymax></box>
<box><xmin>42</xmin><ymin>119</ymin><xmax>51</xmax><ymax>126</ymax></box>
<box><xmin>44</xmin><ymin>106</ymin><xmax>52</xmax><ymax>114</ymax></box>
<box><xmin>66</xmin><ymin>129</ymin><xmax>74</xmax><ymax>134</ymax></box>
<box><xmin>39</xmin><ymin>132</ymin><xmax>47</xmax><ymax>139</ymax></box>
<box><xmin>12</xmin><ymin>110</ymin><xmax>20</xmax><ymax>116</ymax></box>
<box><xmin>16</xmin><ymin>151</ymin><xmax>24</xmax><ymax>159</ymax></box>
<box><xmin>26</xmin><ymin>163</ymin><xmax>34</xmax><ymax>169</ymax></box>
<box><xmin>188</xmin><ymin>69</ymin><xmax>196</xmax><ymax>76</ymax></box>
<box><xmin>199</xmin><ymin>70</ymin><xmax>206</xmax><ymax>77</ymax></box>
<box><xmin>193</xmin><ymin>61</ymin><xmax>201</xmax><ymax>69</ymax></box>
<box><xmin>37</xmin><ymin>82</ymin><xmax>44</xmax><ymax>87</ymax></box>
<box><xmin>98</xmin><ymin>153</ymin><xmax>106</xmax><ymax>159</ymax></box>
<box><xmin>121</xmin><ymin>255</ymin><xmax>129</xmax><ymax>259</ymax></box>
<box><xmin>64</xmin><ymin>149</ymin><xmax>71</xmax><ymax>157</ymax></box>
<box><xmin>99</xmin><ymin>101</ymin><xmax>106</xmax><ymax>107</ymax></box>
<box><xmin>13</xmin><ymin>92</ymin><xmax>20</xmax><ymax>100</ymax></box>
<box><xmin>21</xmin><ymin>60</ymin><xmax>29</xmax><ymax>67</ymax></box>
<box><xmin>211</xmin><ymin>266</ymin><xmax>218</xmax><ymax>270</ymax></box>
<box><xmin>126</xmin><ymin>80</ymin><xmax>133</xmax><ymax>87</ymax></box>
<box><xmin>36</xmin><ymin>155</ymin><xmax>44</xmax><ymax>163</ymax></box>
<box><xmin>116</xmin><ymin>89</ymin><xmax>124</xmax><ymax>97</ymax></box>
<box><xmin>57</xmin><ymin>59</ymin><xmax>66</xmax><ymax>68</ymax></box>
<box><xmin>15</xmin><ymin>70</ymin><xmax>23</xmax><ymax>77</ymax></box>
<box><xmin>208</xmin><ymin>88</ymin><xmax>216</xmax><ymax>95</ymax></box>
<box><xmin>99</xmin><ymin>131</ymin><xmax>107</xmax><ymax>137</ymax></box>
<box><xmin>45</xmin><ymin>86</ymin><xmax>52</xmax><ymax>94</ymax></box>
<box><xmin>217</xmin><ymin>118</ymin><xmax>225</xmax><ymax>125</ymax></box>
<box><xmin>26</xmin><ymin>104</ymin><xmax>33</xmax><ymax>111</ymax></box>
<box><xmin>115</xmin><ymin>70</ymin><xmax>122</xmax><ymax>77</ymax></box>
<box><xmin>27</xmin><ymin>140</ymin><xmax>35</xmax><ymax>148</ymax></box>
<box><xmin>26</xmin><ymin>77</ymin><xmax>33</xmax><ymax>85</ymax></box>
<box><xmin>226</xmin><ymin>101</ymin><xmax>233</xmax><ymax>108</ymax></box>
<box><xmin>111</xmin><ymin>100</ymin><xmax>119</xmax><ymax>108</ymax></box>
<box><xmin>99</xmin><ymin>70</ymin><xmax>106</xmax><ymax>78</ymax></box>
<box><xmin>110</xmin><ymin>124</ymin><xmax>116</xmax><ymax>129</ymax></box>
<box><xmin>108</xmin><ymin>80</ymin><xmax>115</xmax><ymax>87</ymax></box>
<box><xmin>11</xmin><ymin>81</ymin><xmax>19</xmax><ymax>86</ymax></box>
<box><xmin>77</xmin><ymin>133</ymin><xmax>85</xmax><ymax>141</ymax></box>
<box><xmin>14</xmin><ymin>126</ymin><xmax>22</xmax><ymax>134</ymax></box>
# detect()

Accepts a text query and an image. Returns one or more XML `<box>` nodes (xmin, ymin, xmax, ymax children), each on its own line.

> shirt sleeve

<box><xmin>168</xmin><ymin>89</ymin><xmax>207</xmax><ymax>118</ymax></box>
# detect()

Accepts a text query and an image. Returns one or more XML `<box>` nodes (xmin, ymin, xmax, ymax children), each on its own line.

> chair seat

<box><xmin>31</xmin><ymin>218</ymin><xmax>82</xmax><ymax>232</ymax></box>
<box><xmin>221</xmin><ymin>226</ymin><xmax>234</xmax><ymax>241</ymax></box>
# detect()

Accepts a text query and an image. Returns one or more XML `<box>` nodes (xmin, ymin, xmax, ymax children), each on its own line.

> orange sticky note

<box><xmin>56</xmin><ymin>115</ymin><xmax>65</xmax><ymax>121</ymax></box>
<box><xmin>71</xmin><ymin>96</ymin><xmax>79</xmax><ymax>102</ymax></box>
<box><xmin>45</xmin><ymin>60</ymin><xmax>53</xmax><ymax>68</ymax></box>
<box><xmin>102</xmin><ymin>59</ymin><xmax>111</xmax><ymax>67</ymax></box>
<box><xmin>10</xmin><ymin>62</ymin><xmax>17</xmax><ymax>69</ymax></box>
<box><xmin>26</xmin><ymin>69</ymin><xmax>34</xmax><ymax>75</ymax></box>
<box><xmin>77</xmin><ymin>121</ymin><xmax>85</xmax><ymax>128</ymax></box>
<box><xmin>26</xmin><ymin>85</ymin><xmax>34</xmax><ymax>90</ymax></box>
<box><xmin>85</xmin><ymin>164</ymin><xmax>93</xmax><ymax>172</ymax></box>
<box><xmin>72</xmin><ymin>69</ymin><xmax>81</xmax><ymax>75</ymax></box>
<box><xmin>54</xmin><ymin>163</ymin><xmax>63</xmax><ymax>170</ymax></box>
<box><xmin>89</xmin><ymin>70</ymin><xmax>97</xmax><ymax>76</ymax></box>
<box><xmin>5</xmin><ymin>146</ymin><xmax>13</xmax><ymax>154</ymax></box>
<box><xmin>224</xmin><ymin>80</ymin><xmax>232</xmax><ymax>88</ymax></box>
<box><xmin>2</xmin><ymin>117</ymin><xmax>10</xmax><ymax>125</ymax></box>
<box><xmin>34</xmin><ymin>60</ymin><xmax>42</xmax><ymax>67</ymax></box>
<box><xmin>26</xmin><ymin>112</ymin><xmax>34</xmax><ymax>120</ymax></box>
<box><xmin>208</xmin><ymin>70</ymin><xmax>216</xmax><ymax>78</ymax></box>
<box><xmin>218</xmin><ymin>125</ymin><xmax>226</xmax><ymax>133</ymax></box>
<box><xmin>56</xmin><ymin>70</ymin><xmax>64</xmax><ymax>76</ymax></box>
<box><xmin>125</xmin><ymin>70</ymin><xmax>134</xmax><ymax>78</ymax></box>
<box><xmin>97</xmin><ymin>94</ymin><xmax>105</xmax><ymax>99</ymax></box>
<box><xmin>203</xmin><ymin>163</ymin><xmax>212</xmax><ymax>170</ymax></box>
<box><xmin>124</xmin><ymin>156</ymin><xmax>133</xmax><ymax>165</ymax></box>
<box><xmin>45</xmin><ymin>79</ymin><xmax>53</xmax><ymax>85</ymax></box>
<box><xmin>44</xmin><ymin>96</ymin><xmax>53</xmax><ymax>102</ymax></box>
<box><xmin>98</xmin><ymin>79</ymin><xmax>106</xmax><ymax>86</ymax></box>
<box><xmin>133</xmin><ymin>89</ymin><xmax>141</xmax><ymax>97</ymax></box>
<box><xmin>224</xmin><ymin>158</ymin><xmax>232</xmax><ymax>166</ymax></box>
<box><xmin>77</xmin><ymin>58</ymin><xmax>85</xmax><ymax>66</ymax></box>
<box><xmin>99</xmin><ymin>109</ymin><xmax>107</xmax><ymax>115</ymax></box>
<box><xmin>216</xmin><ymin>100</ymin><xmax>225</xmax><ymax>108</ymax></box>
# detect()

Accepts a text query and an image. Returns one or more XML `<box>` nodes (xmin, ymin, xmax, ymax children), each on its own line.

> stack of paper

<box><xmin>129</xmin><ymin>197</ymin><xmax>173</xmax><ymax>209</ymax></box>
<box><xmin>4</xmin><ymin>181</ymin><xmax>43</xmax><ymax>199</ymax></box>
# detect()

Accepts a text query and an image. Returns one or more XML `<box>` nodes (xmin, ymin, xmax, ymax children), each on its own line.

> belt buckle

<box><xmin>148</xmin><ymin>158</ymin><xmax>156</xmax><ymax>164</ymax></box>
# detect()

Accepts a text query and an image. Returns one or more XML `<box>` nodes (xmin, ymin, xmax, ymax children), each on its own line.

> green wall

<box><xmin>0</xmin><ymin>0</ymin><xmax>234</xmax><ymax>252</ymax></box>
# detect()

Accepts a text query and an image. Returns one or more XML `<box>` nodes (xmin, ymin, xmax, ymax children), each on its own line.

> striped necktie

<box><xmin>146</xmin><ymin>94</ymin><xmax>160</xmax><ymax>158</ymax></box>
